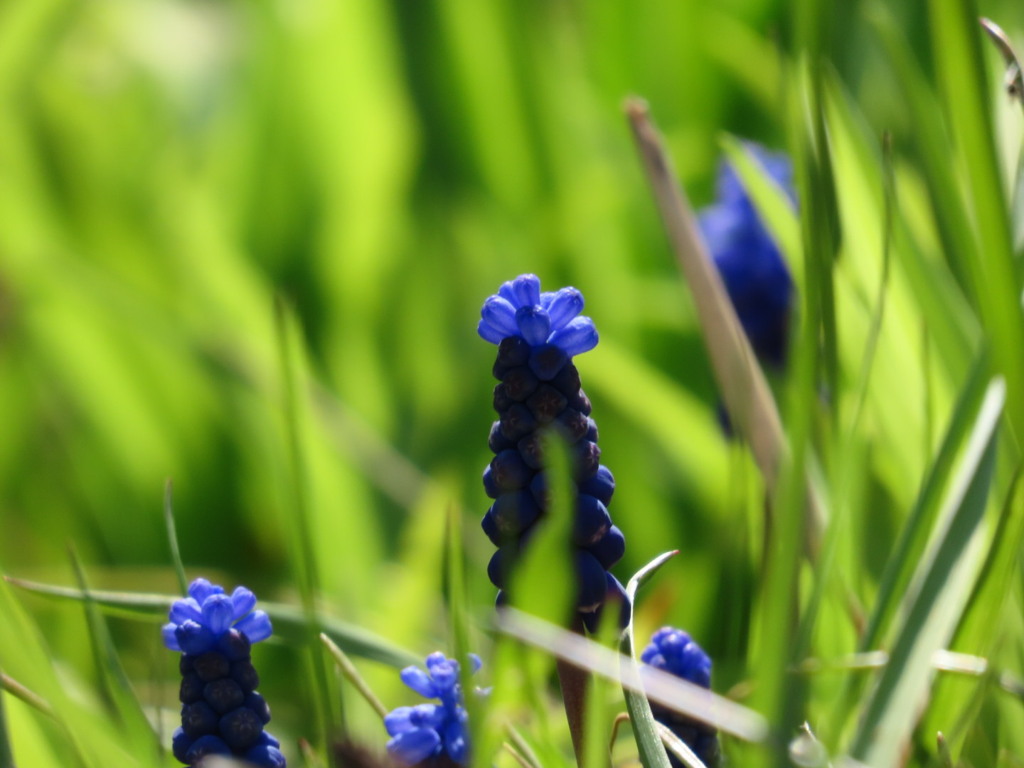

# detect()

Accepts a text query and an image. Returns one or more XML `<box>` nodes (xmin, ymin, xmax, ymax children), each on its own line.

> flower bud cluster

<box><xmin>384</xmin><ymin>652</ymin><xmax>481</xmax><ymax>767</ymax></box>
<box><xmin>641</xmin><ymin>627</ymin><xmax>719</xmax><ymax>767</ymax></box>
<box><xmin>163</xmin><ymin>578</ymin><xmax>286</xmax><ymax>767</ymax></box>
<box><xmin>479</xmin><ymin>274</ymin><xmax>627</xmax><ymax>630</ymax></box>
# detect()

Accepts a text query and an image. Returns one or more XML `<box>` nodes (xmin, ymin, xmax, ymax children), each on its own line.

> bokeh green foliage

<box><xmin>1</xmin><ymin>0</ymin><xmax>1024</xmax><ymax>765</ymax></box>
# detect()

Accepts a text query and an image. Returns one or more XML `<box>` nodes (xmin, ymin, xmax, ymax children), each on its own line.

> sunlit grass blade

<box><xmin>624</xmin><ymin>97</ymin><xmax>826</xmax><ymax>557</ymax></box>
<box><xmin>858</xmin><ymin>354</ymin><xmax>990</xmax><ymax>653</ymax></box>
<box><xmin>497</xmin><ymin>608</ymin><xmax>769</xmax><ymax>744</ymax></box>
<box><xmin>4</xmin><ymin>577</ymin><xmax>417</xmax><ymax>667</ymax></box>
<box><xmin>621</xmin><ymin>551</ymin><xmax>678</xmax><ymax>768</ymax></box>
<box><xmin>319</xmin><ymin>634</ymin><xmax>387</xmax><ymax>719</ymax></box>
<box><xmin>719</xmin><ymin>135</ymin><xmax>803</xmax><ymax>284</ymax></box>
<box><xmin>849</xmin><ymin>378</ymin><xmax>1004</xmax><ymax>765</ymax></box>
<box><xmin>0</xmin><ymin>678</ymin><xmax>15</xmax><ymax>768</ymax></box>
<box><xmin>929</xmin><ymin>0</ymin><xmax>1024</xmax><ymax>443</ymax></box>
<box><xmin>275</xmin><ymin>297</ymin><xmax>343</xmax><ymax>756</ymax></box>
<box><xmin>163</xmin><ymin>479</ymin><xmax>188</xmax><ymax>595</ymax></box>
<box><xmin>67</xmin><ymin>548</ymin><xmax>158</xmax><ymax>762</ymax></box>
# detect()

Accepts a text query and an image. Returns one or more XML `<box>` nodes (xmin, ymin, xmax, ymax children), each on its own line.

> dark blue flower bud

<box><xmin>573</xmin><ymin>495</ymin><xmax>612</xmax><ymax>547</ymax></box>
<box><xmin>220</xmin><ymin>706</ymin><xmax>264</xmax><ymax>751</ymax></box>
<box><xmin>180</xmin><ymin>673</ymin><xmax>204</xmax><ymax>704</ymax></box>
<box><xmin>499</xmin><ymin>404</ymin><xmax>537</xmax><ymax>442</ymax></box>
<box><xmin>503</xmin><ymin>366</ymin><xmax>539</xmax><ymax>401</ymax></box>
<box><xmin>587</xmin><ymin>526</ymin><xmax>625</xmax><ymax>569</ymax></box>
<box><xmin>489</xmin><ymin>491</ymin><xmax>541</xmax><ymax>539</ymax></box>
<box><xmin>182</xmin><ymin>701</ymin><xmax>219</xmax><ymax>737</ymax></box>
<box><xmin>489</xmin><ymin>450</ymin><xmax>533</xmax><ymax>492</ymax></box>
<box><xmin>205</xmin><ymin>678</ymin><xmax>245</xmax><ymax>714</ymax></box>
<box><xmin>528</xmin><ymin>343</ymin><xmax>569</xmax><ymax>381</ymax></box>
<box><xmin>526</xmin><ymin>384</ymin><xmax>568</xmax><ymax>423</ymax></box>
<box><xmin>185</xmin><ymin>734</ymin><xmax>231</xmax><ymax>763</ymax></box>
<box><xmin>579</xmin><ymin>465</ymin><xmax>614</xmax><ymax>505</ymax></box>
<box><xmin>641</xmin><ymin>627</ymin><xmax>719</xmax><ymax>767</ymax></box>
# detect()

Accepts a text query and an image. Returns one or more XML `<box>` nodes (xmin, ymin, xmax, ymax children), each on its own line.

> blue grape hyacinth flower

<box><xmin>478</xmin><ymin>274</ymin><xmax>627</xmax><ymax>632</ymax></box>
<box><xmin>641</xmin><ymin>627</ymin><xmax>719</xmax><ymax>767</ymax></box>
<box><xmin>384</xmin><ymin>652</ymin><xmax>482</xmax><ymax>767</ymax></box>
<box><xmin>163</xmin><ymin>578</ymin><xmax>285</xmax><ymax>767</ymax></box>
<box><xmin>699</xmin><ymin>144</ymin><xmax>795</xmax><ymax>369</ymax></box>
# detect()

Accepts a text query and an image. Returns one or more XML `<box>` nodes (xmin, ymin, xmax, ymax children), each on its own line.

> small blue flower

<box><xmin>641</xmin><ymin>627</ymin><xmax>719</xmax><ymax>767</ymax></box>
<box><xmin>478</xmin><ymin>274</ymin><xmax>598</xmax><ymax>357</ymax></box>
<box><xmin>165</xmin><ymin>578</ymin><xmax>285</xmax><ymax>768</ymax></box>
<box><xmin>385</xmin><ymin>653</ymin><xmax>482</xmax><ymax>767</ymax></box>
<box><xmin>699</xmin><ymin>145</ymin><xmax>795</xmax><ymax>369</ymax></box>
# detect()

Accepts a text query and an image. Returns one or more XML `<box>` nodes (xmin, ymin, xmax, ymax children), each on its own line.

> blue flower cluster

<box><xmin>384</xmin><ymin>653</ymin><xmax>481</xmax><ymax>767</ymax></box>
<box><xmin>163</xmin><ymin>578</ymin><xmax>286</xmax><ymax>767</ymax></box>
<box><xmin>698</xmin><ymin>144</ymin><xmax>795</xmax><ymax>369</ymax></box>
<box><xmin>478</xmin><ymin>274</ymin><xmax>627</xmax><ymax>631</ymax></box>
<box><xmin>641</xmin><ymin>627</ymin><xmax>719</xmax><ymax>767</ymax></box>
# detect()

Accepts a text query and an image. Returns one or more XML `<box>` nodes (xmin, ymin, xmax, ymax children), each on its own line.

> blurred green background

<box><xmin>1</xmin><ymin>0</ymin><xmax>1023</xmax><ymax>764</ymax></box>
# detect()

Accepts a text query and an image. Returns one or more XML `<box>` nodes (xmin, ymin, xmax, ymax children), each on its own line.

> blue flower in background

<box><xmin>641</xmin><ymin>627</ymin><xmax>719</xmax><ymax>767</ymax></box>
<box><xmin>165</xmin><ymin>578</ymin><xmax>285</xmax><ymax>767</ymax></box>
<box><xmin>699</xmin><ymin>144</ymin><xmax>795</xmax><ymax>369</ymax></box>
<box><xmin>384</xmin><ymin>653</ymin><xmax>482</xmax><ymax>767</ymax></box>
<box><xmin>479</xmin><ymin>275</ymin><xmax>628</xmax><ymax>631</ymax></box>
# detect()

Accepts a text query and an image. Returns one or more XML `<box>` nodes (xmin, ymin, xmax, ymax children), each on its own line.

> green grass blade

<box><xmin>4</xmin><ymin>578</ymin><xmax>417</xmax><ymax>667</ymax></box>
<box><xmin>274</xmin><ymin>298</ymin><xmax>343</xmax><ymax>755</ymax></box>
<box><xmin>67</xmin><ymin>549</ymin><xmax>158</xmax><ymax>762</ymax></box>
<box><xmin>929</xmin><ymin>0</ymin><xmax>1024</xmax><ymax>443</ymax></box>
<box><xmin>849</xmin><ymin>378</ymin><xmax>1004</xmax><ymax>765</ymax></box>
<box><xmin>319</xmin><ymin>634</ymin><xmax>387</xmax><ymax>719</ymax></box>
<box><xmin>0</xmin><ymin>678</ymin><xmax>15</xmax><ymax>768</ymax></box>
<box><xmin>621</xmin><ymin>552</ymin><xmax>678</xmax><ymax>768</ymax></box>
<box><xmin>162</xmin><ymin>479</ymin><xmax>188</xmax><ymax>596</ymax></box>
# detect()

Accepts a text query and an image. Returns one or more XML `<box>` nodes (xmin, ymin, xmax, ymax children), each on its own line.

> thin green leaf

<box><xmin>4</xmin><ymin>577</ymin><xmax>417</xmax><ymax>668</ymax></box>
<box><xmin>0</xmin><ymin>675</ymin><xmax>16</xmax><ymax>768</ymax></box>
<box><xmin>620</xmin><ymin>552</ymin><xmax>679</xmax><ymax>768</ymax></box>
<box><xmin>275</xmin><ymin>297</ymin><xmax>343</xmax><ymax>752</ymax></box>
<box><xmin>850</xmin><ymin>378</ymin><xmax>1004</xmax><ymax>765</ymax></box>
<box><xmin>163</xmin><ymin>479</ymin><xmax>188</xmax><ymax>596</ymax></box>
<box><xmin>656</xmin><ymin>722</ymin><xmax>709</xmax><ymax>768</ymax></box>
<box><xmin>318</xmin><ymin>634</ymin><xmax>387</xmax><ymax>719</ymax></box>
<box><xmin>67</xmin><ymin>548</ymin><xmax>158</xmax><ymax>761</ymax></box>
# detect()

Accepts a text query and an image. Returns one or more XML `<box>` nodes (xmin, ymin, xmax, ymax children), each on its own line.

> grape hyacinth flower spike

<box><xmin>384</xmin><ymin>652</ymin><xmax>482</xmax><ymax>767</ymax></box>
<box><xmin>698</xmin><ymin>144</ymin><xmax>795</xmax><ymax>370</ymax></box>
<box><xmin>163</xmin><ymin>578</ymin><xmax>286</xmax><ymax>767</ymax></box>
<box><xmin>641</xmin><ymin>627</ymin><xmax>719</xmax><ymax>767</ymax></box>
<box><xmin>479</xmin><ymin>273</ymin><xmax>627</xmax><ymax>631</ymax></box>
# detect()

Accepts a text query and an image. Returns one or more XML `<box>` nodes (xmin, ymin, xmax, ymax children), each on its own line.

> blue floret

<box><xmin>477</xmin><ymin>274</ymin><xmax>598</xmax><ymax>357</ymax></box>
<box><xmin>385</xmin><ymin>653</ymin><xmax>482</xmax><ymax>767</ymax></box>
<box><xmin>698</xmin><ymin>144</ymin><xmax>795</xmax><ymax>369</ymax></box>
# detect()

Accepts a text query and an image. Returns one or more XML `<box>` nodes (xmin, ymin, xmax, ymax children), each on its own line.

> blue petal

<box><xmin>468</xmin><ymin>654</ymin><xmax>482</xmax><ymax>674</ymax></box>
<box><xmin>497</xmin><ymin>280</ymin><xmax>517</xmax><ymax>304</ymax></box>
<box><xmin>548</xmin><ymin>317</ymin><xmax>598</xmax><ymax>356</ymax></box>
<box><xmin>509</xmin><ymin>274</ymin><xmax>541</xmax><ymax>308</ymax></box>
<box><xmin>515</xmin><ymin>306</ymin><xmax>550</xmax><ymax>346</ymax></box>
<box><xmin>244</xmin><ymin>743</ymin><xmax>287</xmax><ymax>768</ymax></box>
<box><xmin>230</xmin><ymin>587</ymin><xmax>256</xmax><ymax>620</ymax></box>
<box><xmin>162</xmin><ymin>623</ymin><xmax>181</xmax><ymax>651</ymax></box>
<box><xmin>477</xmin><ymin>319</ymin><xmax>506</xmax><ymax>344</ymax></box>
<box><xmin>188</xmin><ymin>578</ymin><xmax>223</xmax><ymax>603</ymax></box>
<box><xmin>235</xmin><ymin>610</ymin><xmax>273</xmax><ymax>643</ymax></box>
<box><xmin>175</xmin><ymin>620</ymin><xmax>214</xmax><ymax>654</ymax></box>
<box><xmin>546</xmin><ymin>287</ymin><xmax>584</xmax><ymax>330</ymax></box>
<box><xmin>400</xmin><ymin>666</ymin><xmax>438</xmax><ymax>698</ymax></box>
<box><xmin>384</xmin><ymin>706</ymin><xmax>416</xmax><ymax>735</ymax></box>
<box><xmin>201</xmin><ymin>594</ymin><xmax>235</xmax><ymax>636</ymax></box>
<box><xmin>539</xmin><ymin>291</ymin><xmax>556</xmax><ymax>309</ymax></box>
<box><xmin>387</xmin><ymin>729</ymin><xmax>442</xmax><ymax>765</ymax></box>
<box><xmin>480</xmin><ymin>296</ymin><xmax>518</xmax><ymax>337</ymax></box>
<box><xmin>169</xmin><ymin>597</ymin><xmax>201</xmax><ymax>625</ymax></box>
<box><xmin>444</xmin><ymin>718</ymin><xmax>469</xmax><ymax>763</ymax></box>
